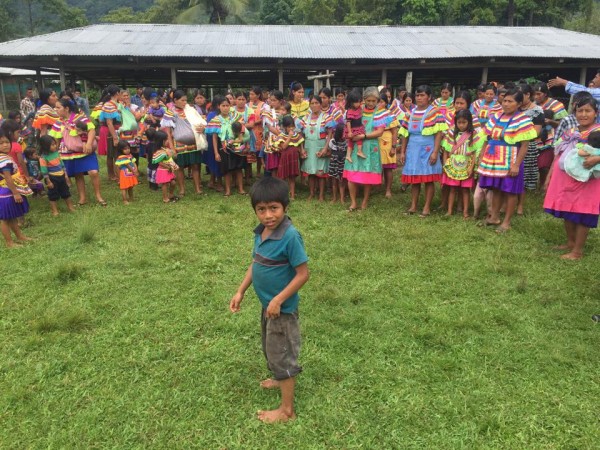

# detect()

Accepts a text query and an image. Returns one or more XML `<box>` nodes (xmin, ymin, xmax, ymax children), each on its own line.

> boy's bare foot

<box><xmin>345</xmin><ymin>155</ymin><xmax>353</xmax><ymax>163</ymax></box>
<box><xmin>68</xmin><ymin>207</ymin><xmax>76</xmax><ymax>212</ymax></box>
<box><xmin>357</xmin><ymin>151</ymin><xmax>367</xmax><ymax>159</ymax></box>
<box><xmin>6</xmin><ymin>241</ymin><xmax>22</xmax><ymax>248</ymax></box>
<box><xmin>257</xmin><ymin>408</ymin><xmax>296</xmax><ymax>423</ymax></box>
<box><xmin>52</xmin><ymin>211</ymin><xmax>60</xmax><ymax>217</ymax></box>
<box><xmin>123</xmin><ymin>200</ymin><xmax>130</xmax><ymax>205</ymax></box>
<box><xmin>385</xmin><ymin>191</ymin><xmax>392</xmax><ymax>199</ymax></box>
<box><xmin>17</xmin><ymin>235</ymin><xmax>34</xmax><ymax>242</ymax></box>
<box><xmin>260</xmin><ymin>379</ymin><xmax>280</xmax><ymax>389</ymax></box>
<box><xmin>560</xmin><ymin>252</ymin><xmax>582</xmax><ymax>260</ymax></box>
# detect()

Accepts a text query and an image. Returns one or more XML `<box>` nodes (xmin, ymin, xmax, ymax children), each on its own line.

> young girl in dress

<box><xmin>115</xmin><ymin>140</ymin><xmax>139</xmax><ymax>205</ymax></box>
<box><xmin>0</xmin><ymin>129</ymin><xmax>31</xmax><ymax>247</ymax></box>
<box><xmin>150</xmin><ymin>130</ymin><xmax>179</xmax><ymax>203</ymax></box>
<box><xmin>263</xmin><ymin>90</ymin><xmax>285</xmax><ymax>177</ymax></box>
<box><xmin>433</xmin><ymin>83</ymin><xmax>454</xmax><ymax>117</ymax></box>
<box><xmin>328</xmin><ymin>122</ymin><xmax>348</xmax><ymax>204</ymax></box>
<box><xmin>441</xmin><ymin>110</ymin><xmax>484</xmax><ymax>218</ymax></box>
<box><xmin>345</xmin><ymin>90</ymin><xmax>366</xmax><ymax>162</ymax></box>
<box><xmin>273</xmin><ymin>115</ymin><xmax>305</xmax><ymax>200</ymax></box>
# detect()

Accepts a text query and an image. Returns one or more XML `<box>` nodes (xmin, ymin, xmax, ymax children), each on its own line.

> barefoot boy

<box><xmin>230</xmin><ymin>177</ymin><xmax>309</xmax><ymax>423</ymax></box>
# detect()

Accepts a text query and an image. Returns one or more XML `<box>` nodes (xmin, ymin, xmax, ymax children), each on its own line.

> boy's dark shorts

<box><xmin>261</xmin><ymin>309</ymin><xmax>302</xmax><ymax>381</ymax></box>
<box><xmin>47</xmin><ymin>175</ymin><xmax>71</xmax><ymax>201</ymax></box>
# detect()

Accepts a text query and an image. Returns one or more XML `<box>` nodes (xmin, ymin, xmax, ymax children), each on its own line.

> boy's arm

<box><xmin>266</xmin><ymin>263</ymin><xmax>309</xmax><ymax>319</ymax></box>
<box><xmin>230</xmin><ymin>264</ymin><xmax>253</xmax><ymax>313</ymax></box>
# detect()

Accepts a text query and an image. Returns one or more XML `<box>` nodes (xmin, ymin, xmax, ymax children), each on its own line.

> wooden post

<box><xmin>405</xmin><ymin>71</ymin><xmax>413</xmax><ymax>93</ymax></box>
<box><xmin>381</xmin><ymin>68</ymin><xmax>387</xmax><ymax>87</ymax></box>
<box><xmin>171</xmin><ymin>67</ymin><xmax>177</xmax><ymax>89</ymax></box>
<box><xmin>36</xmin><ymin>68</ymin><xmax>44</xmax><ymax>90</ymax></box>
<box><xmin>278</xmin><ymin>68</ymin><xmax>284</xmax><ymax>92</ymax></box>
<box><xmin>0</xmin><ymin>78</ymin><xmax>6</xmax><ymax>112</ymax></box>
<box><xmin>481</xmin><ymin>67</ymin><xmax>489</xmax><ymax>84</ymax></box>
<box><xmin>59</xmin><ymin>66</ymin><xmax>66</xmax><ymax>92</ymax></box>
<box><xmin>83</xmin><ymin>79</ymin><xmax>88</xmax><ymax>94</ymax></box>
<box><xmin>326</xmin><ymin>70</ymin><xmax>331</xmax><ymax>89</ymax></box>
<box><xmin>580</xmin><ymin>67</ymin><xmax>588</xmax><ymax>85</ymax></box>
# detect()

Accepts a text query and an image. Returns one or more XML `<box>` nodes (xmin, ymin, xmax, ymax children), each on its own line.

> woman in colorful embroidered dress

<box><xmin>399</xmin><ymin>92</ymin><xmax>415</xmax><ymax>116</ymax></box>
<box><xmin>32</xmin><ymin>88</ymin><xmax>59</xmax><ymax>137</ymax></box>
<box><xmin>99</xmin><ymin>84</ymin><xmax>122</xmax><ymax>182</ymax></box>
<box><xmin>206</xmin><ymin>95</ymin><xmax>247</xmax><ymax>197</ymax></box>
<box><xmin>0</xmin><ymin>129</ymin><xmax>31</xmax><ymax>248</ymax></box>
<box><xmin>433</xmin><ymin>83</ymin><xmax>455</xmax><ymax>118</ymax></box>
<box><xmin>477</xmin><ymin>88</ymin><xmax>537</xmax><ymax>233</ymax></box>
<box><xmin>516</xmin><ymin>83</ymin><xmax>545</xmax><ymax>213</ymax></box>
<box><xmin>543</xmin><ymin>96</ymin><xmax>600</xmax><ymax>260</ymax></box>
<box><xmin>319</xmin><ymin>87</ymin><xmax>344</xmax><ymax>124</ymax></box>
<box><xmin>289</xmin><ymin>82</ymin><xmax>310</xmax><ymax>119</ymax></box>
<box><xmin>248</xmin><ymin>86</ymin><xmax>267</xmax><ymax>177</ymax></box>
<box><xmin>273</xmin><ymin>115</ymin><xmax>305</xmax><ymax>200</ymax></box>
<box><xmin>161</xmin><ymin>90</ymin><xmax>204</xmax><ymax>196</ymax></box>
<box><xmin>50</xmin><ymin>98</ymin><xmax>106</xmax><ymax>207</ymax></box>
<box><xmin>534</xmin><ymin>82</ymin><xmax>568</xmax><ymax>128</ymax></box>
<box><xmin>233</xmin><ymin>91</ymin><xmax>256</xmax><ymax>181</ymax></box>
<box><xmin>376</xmin><ymin>94</ymin><xmax>400</xmax><ymax>199</ymax></box>
<box><xmin>119</xmin><ymin>89</ymin><xmax>143</xmax><ymax>167</ymax></box>
<box><xmin>471</xmin><ymin>84</ymin><xmax>502</xmax><ymax>129</ymax></box>
<box><xmin>192</xmin><ymin>89</ymin><xmax>208</xmax><ymax>117</ymax></box>
<box><xmin>300</xmin><ymin>95</ymin><xmax>334</xmax><ymax>202</ymax></box>
<box><xmin>263</xmin><ymin>90</ymin><xmax>285</xmax><ymax>177</ymax></box>
<box><xmin>441</xmin><ymin>109</ymin><xmax>484</xmax><ymax>218</ymax></box>
<box><xmin>399</xmin><ymin>85</ymin><xmax>448</xmax><ymax>217</ymax></box>
<box><xmin>343</xmin><ymin>87</ymin><xmax>387</xmax><ymax>211</ymax></box>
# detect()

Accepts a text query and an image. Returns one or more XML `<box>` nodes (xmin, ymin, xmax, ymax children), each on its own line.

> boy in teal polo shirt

<box><xmin>230</xmin><ymin>177</ymin><xmax>309</xmax><ymax>423</ymax></box>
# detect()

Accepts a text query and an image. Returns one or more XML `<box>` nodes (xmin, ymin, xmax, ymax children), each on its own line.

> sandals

<box><xmin>347</xmin><ymin>206</ymin><xmax>360</xmax><ymax>212</ymax></box>
<box><xmin>98</xmin><ymin>200</ymin><xmax>107</xmax><ymax>207</ymax></box>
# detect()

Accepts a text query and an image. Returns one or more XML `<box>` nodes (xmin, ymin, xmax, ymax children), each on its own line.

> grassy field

<box><xmin>1</xmin><ymin>161</ymin><xmax>599</xmax><ymax>449</ymax></box>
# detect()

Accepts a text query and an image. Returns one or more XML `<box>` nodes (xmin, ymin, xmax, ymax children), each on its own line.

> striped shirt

<box><xmin>40</xmin><ymin>151</ymin><xmax>66</xmax><ymax>177</ymax></box>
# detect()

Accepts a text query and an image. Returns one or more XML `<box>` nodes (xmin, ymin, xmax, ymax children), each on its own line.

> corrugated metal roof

<box><xmin>1</xmin><ymin>24</ymin><xmax>600</xmax><ymax>60</ymax></box>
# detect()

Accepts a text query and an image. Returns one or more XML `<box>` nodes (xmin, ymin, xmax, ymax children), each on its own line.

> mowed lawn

<box><xmin>1</xmin><ymin>159</ymin><xmax>599</xmax><ymax>449</ymax></box>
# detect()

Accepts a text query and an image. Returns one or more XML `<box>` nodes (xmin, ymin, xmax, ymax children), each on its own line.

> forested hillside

<box><xmin>0</xmin><ymin>0</ymin><xmax>598</xmax><ymax>43</ymax></box>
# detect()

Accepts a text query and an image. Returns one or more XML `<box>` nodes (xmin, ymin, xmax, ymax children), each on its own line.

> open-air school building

<box><xmin>0</xmin><ymin>24</ymin><xmax>599</xmax><ymax>105</ymax></box>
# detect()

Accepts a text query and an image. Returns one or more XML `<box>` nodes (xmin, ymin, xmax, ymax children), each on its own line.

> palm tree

<box><xmin>176</xmin><ymin>0</ymin><xmax>249</xmax><ymax>24</ymax></box>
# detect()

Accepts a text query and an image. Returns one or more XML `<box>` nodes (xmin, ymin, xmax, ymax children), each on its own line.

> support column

<box><xmin>381</xmin><ymin>68</ymin><xmax>387</xmax><ymax>87</ymax></box>
<box><xmin>0</xmin><ymin>78</ymin><xmax>6</xmax><ymax>112</ymax></box>
<box><xmin>171</xmin><ymin>67</ymin><xmax>177</xmax><ymax>89</ymax></box>
<box><xmin>278</xmin><ymin>68</ymin><xmax>284</xmax><ymax>92</ymax></box>
<box><xmin>405</xmin><ymin>71</ymin><xmax>413</xmax><ymax>93</ymax></box>
<box><xmin>580</xmin><ymin>67</ymin><xmax>588</xmax><ymax>85</ymax></box>
<box><xmin>481</xmin><ymin>67</ymin><xmax>489</xmax><ymax>84</ymax></box>
<box><xmin>59</xmin><ymin>66</ymin><xmax>66</xmax><ymax>92</ymax></box>
<box><xmin>83</xmin><ymin>79</ymin><xmax>88</xmax><ymax>94</ymax></box>
<box><xmin>326</xmin><ymin>70</ymin><xmax>331</xmax><ymax>89</ymax></box>
<box><xmin>36</xmin><ymin>68</ymin><xmax>44</xmax><ymax>91</ymax></box>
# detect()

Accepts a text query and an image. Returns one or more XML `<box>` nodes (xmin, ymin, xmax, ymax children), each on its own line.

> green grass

<box><xmin>1</xmin><ymin>159</ymin><xmax>599</xmax><ymax>448</ymax></box>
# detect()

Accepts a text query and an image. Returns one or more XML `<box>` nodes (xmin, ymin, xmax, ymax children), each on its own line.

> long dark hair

<box><xmin>454</xmin><ymin>109</ymin><xmax>474</xmax><ymax>145</ymax></box>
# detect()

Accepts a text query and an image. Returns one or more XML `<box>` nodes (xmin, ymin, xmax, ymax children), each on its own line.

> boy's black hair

<box><xmin>587</xmin><ymin>130</ymin><xmax>600</xmax><ymax>149</ymax></box>
<box><xmin>281</xmin><ymin>115</ymin><xmax>295</xmax><ymax>129</ymax></box>
<box><xmin>231</xmin><ymin>121</ymin><xmax>243</xmax><ymax>134</ymax></box>
<box><xmin>543</xmin><ymin>109</ymin><xmax>554</xmax><ymax>120</ymax></box>
<box><xmin>75</xmin><ymin>120</ymin><xmax>87</xmax><ymax>132</ymax></box>
<box><xmin>38</xmin><ymin>135</ymin><xmax>56</xmax><ymax>155</ymax></box>
<box><xmin>116</xmin><ymin>140</ymin><xmax>130</xmax><ymax>155</ymax></box>
<box><xmin>250</xmin><ymin>177</ymin><xmax>289</xmax><ymax>209</ymax></box>
<box><xmin>333</xmin><ymin>122</ymin><xmax>345</xmax><ymax>141</ymax></box>
<box><xmin>24</xmin><ymin>147</ymin><xmax>37</xmax><ymax>159</ymax></box>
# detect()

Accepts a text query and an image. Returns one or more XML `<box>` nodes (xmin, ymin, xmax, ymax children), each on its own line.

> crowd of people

<box><xmin>1</xmin><ymin>76</ymin><xmax>599</xmax><ymax>259</ymax></box>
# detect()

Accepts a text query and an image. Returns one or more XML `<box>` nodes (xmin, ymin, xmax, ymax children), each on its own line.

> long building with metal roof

<box><xmin>0</xmin><ymin>24</ymin><xmax>598</xmax><ymax>92</ymax></box>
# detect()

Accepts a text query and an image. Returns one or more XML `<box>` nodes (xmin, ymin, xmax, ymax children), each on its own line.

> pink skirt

<box><xmin>155</xmin><ymin>167</ymin><xmax>175</xmax><ymax>185</ymax></box>
<box><xmin>543</xmin><ymin>158</ymin><xmax>600</xmax><ymax>215</ymax></box>
<box><xmin>97</xmin><ymin>125</ymin><xmax>109</xmax><ymax>156</ymax></box>
<box><xmin>442</xmin><ymin>173</ymin><xmax>474</xmax><ymax>188</ymax></box>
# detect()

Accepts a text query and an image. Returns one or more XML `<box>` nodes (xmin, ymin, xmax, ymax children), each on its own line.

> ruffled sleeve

<box><xmin>421</xmin><ymin>107</ymin><xmax>449</xmax><ymax>136</ymax></box>
<box><xmin>547</xmin><ymin>99</ymin><xmax>568</xmax><ymax>120</ymax></box>
<box><xmin>441</xmin><ymin>130</ymin><xmax>455</xmax><ymax>152</ymax></box>
<box><xmin>0</xmin><ymin>154</ymin><xmax>14</xmax><ymax>172</ymax></box>
<box><xmin>152</xmin><ymin>149</ymin><xmax>168</xmax><ymax>164</ymax></box>
<box><xmin>99</xmin><ymin>101</ymin><xmax>121</xmax><ymax>122</ymax></box>
<box><xmin>76</xmin><ymin>114</ymin><xmax>95</xmax><ymax>131</ymax></box>
<box><xmin>48</xmin><ymin>121</ymin><xmax>64</xmax><ymax>139</ymax></box>
<box><xmin>32</xmin><ymin>105</ymin><xmax>59</xmax><ymax>130</ymax></box>
<box><xmin>503</xmin><ymin>112</ymin><xmax>537</xmax><ymax>145</ymax></box>
<box><xmin>205</xmin><ymin>116</ymin><xmax>221</xmax><ymax>135</ymax></box>
<box><xmin>160</xmin><ymin>108</ymin><xmax>176</xmax><ymax>128</ymax></box>
<box><xmin>398</xmin><ymin>113</ymin><xmax>410</xmax><ymax>138</ymax></box>
<box><xmin>471</xmin><ymin>132</ymin><xmax>486</xmax><ymax>156</ymax></box>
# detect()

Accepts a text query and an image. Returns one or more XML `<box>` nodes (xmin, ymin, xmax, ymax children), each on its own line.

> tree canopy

<box><xmin>0</xmin><ymin>0</ymin><xmax>597</xmax><ymax>43</ymax></box>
